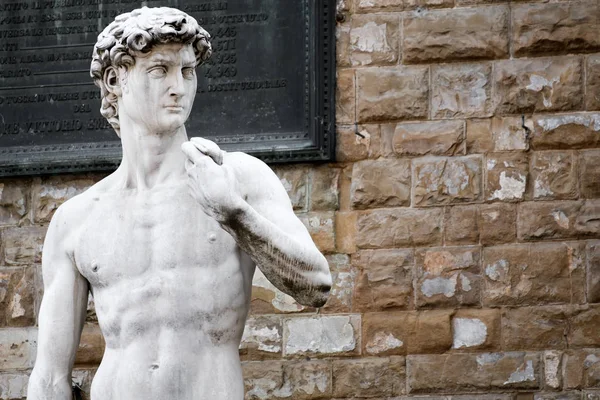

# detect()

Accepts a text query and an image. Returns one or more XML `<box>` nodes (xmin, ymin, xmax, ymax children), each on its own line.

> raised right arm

<box><xmin>28</xmin><ymin>206</ymin><xmax>89</xmax><ymax>400</ymax></box>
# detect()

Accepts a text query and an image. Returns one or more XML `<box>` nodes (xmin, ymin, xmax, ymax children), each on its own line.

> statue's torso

<box><xmin>72</xmin><ymin>181</ymin><xmax>253</xmax><ymax>400</ymax></box>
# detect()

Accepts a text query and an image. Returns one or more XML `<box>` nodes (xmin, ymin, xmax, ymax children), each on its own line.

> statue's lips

<box><xmin>164</xmin><ymin>105</ymin><xmax>184</xmax><ymax>111</ymax></box>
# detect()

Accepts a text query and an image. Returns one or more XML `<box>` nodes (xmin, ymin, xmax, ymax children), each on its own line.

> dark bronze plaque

<box><xmin>0</xmin><ymin>0</ymin><xmax>335</xmax><ymax>176</ymax></box>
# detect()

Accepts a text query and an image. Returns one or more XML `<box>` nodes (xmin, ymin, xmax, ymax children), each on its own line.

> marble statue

<box><xmin>27</xmin><ymin>7</ymin><xmax>332</xmax><ymax>400</ymax></box>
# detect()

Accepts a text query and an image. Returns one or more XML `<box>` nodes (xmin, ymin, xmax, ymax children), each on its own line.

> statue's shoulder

<box><xmin>224</xmin><ymin>151</ymin><xmax>277</xmax><ymax>183</ymax></box>
<box><xmin>48</xmin><ymin>177</ymin><xmax>107</xmax><ymax>228</ymax></box>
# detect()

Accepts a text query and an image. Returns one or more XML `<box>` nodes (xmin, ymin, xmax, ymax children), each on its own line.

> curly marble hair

<box><xmin>90</xmin><ymin>7</ymin><xmax>212</xmax><ymax>135</ymax></box>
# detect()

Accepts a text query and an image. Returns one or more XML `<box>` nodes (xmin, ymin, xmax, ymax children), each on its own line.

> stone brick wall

<box><xmin>1</xmin><ymin>0</ymin><xmax>600</xmax><ymax>398</ymax></box>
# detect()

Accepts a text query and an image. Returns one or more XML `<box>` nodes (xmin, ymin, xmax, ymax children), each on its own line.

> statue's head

<box><xmin>90</xmin><ymin>7</ymin><xmax>212</xmax><ymax>136</ymax></box>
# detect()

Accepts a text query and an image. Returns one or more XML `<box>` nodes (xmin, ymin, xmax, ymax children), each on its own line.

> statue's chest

<box><xmin>74</xmin><ymin>189</ymin><xmax>235</xmax><ymax>287</ymax></box>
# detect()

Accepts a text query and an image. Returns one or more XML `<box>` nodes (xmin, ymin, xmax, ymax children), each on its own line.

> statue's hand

<box><xmin>182</xmin><ymin>137</ymin><xmax>243</xmax><ymax>222</ymax></box>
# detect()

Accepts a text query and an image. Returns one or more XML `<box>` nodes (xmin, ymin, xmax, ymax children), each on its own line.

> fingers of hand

<box><xmin>190</xmin><ymin>137</ymin><xmax>223</xmax><ymax>165</ymax></box>
<box><xmin>181</xmin><ymin>142</ymin><xmax>206</xmax><ymax>165</ymax></box>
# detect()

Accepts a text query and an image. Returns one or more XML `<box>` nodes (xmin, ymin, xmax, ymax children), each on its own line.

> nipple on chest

<box><xmin>91</xmin><ymin>260</ymin><xmax>99</xmax><ymax>273</ymax></box>
<box><xmin>208</xmin><ymin>233</ymin><xmax>217</xmax><ymax>243</ymax></box>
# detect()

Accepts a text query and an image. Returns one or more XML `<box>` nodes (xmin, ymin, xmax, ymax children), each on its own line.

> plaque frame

<box><xmin>0</xmin><ymin>0</ymin><xmax>336</xmax><ymax>177</ymax></box>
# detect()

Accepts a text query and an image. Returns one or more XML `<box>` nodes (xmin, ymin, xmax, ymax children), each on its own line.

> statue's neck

<box><xmin>116</xmin><ymin>120</ymin><xmax>188</xmax><ymax>190</ymax></box>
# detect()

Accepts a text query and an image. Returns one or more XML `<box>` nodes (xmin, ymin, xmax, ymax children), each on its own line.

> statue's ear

<box><xmin>103</xmin><ymin>66</ymin><xmax>122</xmax><ymax>97</ymax></box>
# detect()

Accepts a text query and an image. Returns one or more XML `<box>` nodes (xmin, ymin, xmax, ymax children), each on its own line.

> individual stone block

<box><xmin>569</xmin><ymin>305</ymin><xmax>600</xmax><ymax>347</ymax></box>
<box><xmin>432</xmin><ymin>64</ymin><xmax>492</xmax><ymax>119</ymax></box>
<box><xmin>336</xmin><ymin>125</ymin><xmax>371</xmax><ymax>163</ymax></box>
<box><xmin>243</xmin><ymin>360</ymin><xmax>332</xmax><ymax>399</ymax></box>
<box><xmin>403</xmin><ymin>6</ymin><xmax>509</xmax><ymax>63</ymax></box>
<box><xmin>415</xmin><ymin>246</ymin><xmax>481</xmax><ymax>307</ymax></box>
<box><xmin>492</xmin><ymin>117</ymin><xmax>531</xmax><ymax>152</ymax></box>
<box><xmin>517</xmin><ymin>200</ymin><xmax>583</xmax><ymax>241</ymax></box>
<box><xmin>309</xmin><ymin>165</ymin><xmax>339</xmax><ymax>211</ymax></box>
<box><xmin>239</xmin><ymin>316</ymin><xmax>283</xmax><ymax>360</ymax></box>
<box><xmin>298</xmin><ymin>212</ymin><xmax>335</xmax><ymax>253</ymax></box>
<box><xmin>479</xmin><ymin>203</ymin><xmax>517</xmax><ymax>245</ymax></box>
<box><xmin>452</xmin><ymin>309</ymin><xmax>501</xmax><ymax>351</ymax></box>
<box><xmin>512</xmin><ymin>1</ymin><xmax>600</xmax><ymax>57</ymax></box>
<box><xmin>356</xmin><ymin>66</ymin><xmax>429</xmax><ymax>122</ymax></box>
<box><xmin>357</xmin><ymin>208</ymin><xmax>443</xmax><ymax>248</ymax></box>
<box><xmin>321</xmin><ymin>254</ymin><xmax>355</xmax><ymax>313</ymax></box>
<box><xmin>407</xmin><ymin>352</ymin><xmax>541</xmax><ymax>393</ymax></box>
<box><xmin>531</xmin><ymin>151</ymin><xmax>578</xmax><ymax>200</ymax></box>
<box><xmin>587</xmin><ymin>241</ymin><xmax>600</xmax><ymax>303</ymax></box>
<box><xmin>494</xmin><ymin>58</ymin><xmax>583</xmax><ymax>115</ymax></box>
<box><xmin>0</xmin><ymin>267</ymin><xmax>35</xmax><ymax>327</ymax></box>
<box><xmin>444</xmin><ymin>205</ymin><xmax>479</xmax><ymax>245</ymax></box>
<box><xmin>502</xmin><ymin>306</ymin><xmax>569</xmax><ymax>350</ymax></box>
<box><xmin>350</xmin><ymin>159</ymin><xmax>411</xmax><ymax>210</ymax></box>
<box><xmin>412</xmin><ymin>156</ymin><xmax>482</xmax><ymax>206</ymax></box>
<box><xmin>532</xmin><ymin>113</ymin><xmax>600</xmax><ymax>150</ymax></box>
<box><xmin>404</xmin><ymin>0</ymin><xmax>454</xmax><ymax>9</ymax></box>
<box><xmin>343</xmin><ymin>14</ymin><xmax>400</xmax><ymax>67</ymax></box>
<box><xmin>0</xmin><ymin>328</ymin><xmax>37</xmax><ymax>369</ymax></box>
<box><xmin>283</xmin><ymin>315</ymin><xmax>360</xmax><ymax>357</ymax></box>
<box><xmin>543</xmin><ymin>350</ymin><xmax>563</xmax><ymax>390</ymax></box>
<box><xmin>75</xmin><ymin>323</ymin><xmax>106</xmax><ymax>365</ymax></box>
<box><xmin>392</xmin><ymin>120</ymin><xmax>465</xmax><ymax>156</ymax></box>
<box><xmin>580</xmin><ymin>150</ymin><xmax>600</xmax><ymax>199</ymax></box>
<box><xmin>1</xmin><ymin>226</ymin><xmax>47</xmax><ymax>266</ymax></box>
<box><xmin>563</xmin><ymin>349</ymin><xmax>600</xmax><ymax>389</ymax></box>
<box><xmin>485</xmin><ymin>153</ymin><xmax>528</xmax><ymax>202</ymax></box>
<box><xmin>0</xmin><ymin>180</ymin><xmax>30</xmax><ymax>227</ymax></box>
<box><xmin>336</xmin><ymin>69</ymin><xmax>355</xmax><ymax>124</ymax></box>
<box><xmin>482</xmin><ymin>243</ymin><xmax>575</xmax><ymax>306</ymax></box>
<box><xmin>32</xmin><ymin>175</ymin><xmax>100</xmax><ymax>223</ymax></box>
<box><xmin>0</xmin><ymin>372</ymin><xmax>29</xmax><ymax>400</ymax></box>
<box><xmin>575</xmin><ymin>200</ymin><xmax>600</xmax><ymax>238</ymax></box>
<box><xmin>334</xmin><ymin>212</ymin><xmax>357</xmax><ymax>255</ymax></box>
<box><xmin>354</xmin><ymin>0</ymin><xmax>403</xmax><ymax>14</ymax></box>
<box><xmin>587</xmin><ymin>55</ymin><xmax>600</xmax><ymax>111</ymax></box>
<box><xmin>466</xmin><ymin>119</ymin><xmax>494</xmax><ymax>154</ymax></box>
<box><xmin>352</xmin><ymin>249</ymin><xmax>414</xmax><ymax>312</ymax></box>
<box><xmin>363</xmin><ymin>310</ymin><xmax>453</xmax><ymax>356</ymax></box>
<box><xmin>332</xmin><ymin>357</ymin><xmax>405</xmax><ymax>397</ymax></box>
<box><xmin>272</xmin><ymin>165</ymin><xmax>308</xmax><ymax>211</ymax></box>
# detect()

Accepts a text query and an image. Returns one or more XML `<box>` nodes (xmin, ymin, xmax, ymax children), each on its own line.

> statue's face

<box><xmin>119</xmin><ymin>42</ymin><xmax>197</xmax><ymax>134</ymax></box>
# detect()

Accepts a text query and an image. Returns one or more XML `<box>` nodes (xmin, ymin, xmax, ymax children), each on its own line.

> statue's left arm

<box><xmin>182</xmin><ymin>138</ymin><xmax>332</xmax><ymax>307</ymax></box>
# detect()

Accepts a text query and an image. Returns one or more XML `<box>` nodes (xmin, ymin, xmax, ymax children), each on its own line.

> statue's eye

<box><xmin>148</xmin><ymin>66</ymin><xmax>167</xmax><ymax>77</ymax></box>
<box><xmin>182</xmin><ymin>67</ymin><xmax>195</xmax><ymax>79</ymax></box>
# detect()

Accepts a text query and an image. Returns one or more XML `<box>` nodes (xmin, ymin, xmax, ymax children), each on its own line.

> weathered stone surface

<box><xmin>569</xmin><ymin>305</ymin><xmax>600</xmax><ymax>347</ymax></box>
<box><xmin>336</xmin><ymin>125</ymin><xmax>371</xmax><ymax>163</ymax></box>
<box><xmin>536</xmin><ymin>392</ymin><xmax>581</xmax><ymax>400</ymax></box>
<box><xmin>482</xmin><ymin>243</ymin><xmax>579</xmax><ymax>306</ymax></box>
<box><xmin>543</xmin><ymin>350</ymin><xmax>563</xmax><ymax>390</ymax></box>
<box><xmin>0</xmin><ymin>328</ymin><xmax>37</xmax><ymax>369</ymax></box>
<box><xmin>494</xmin><ymin>58</ymin><xmax>583</xmax><ymax>115</ymax></box>
<box><xmin>310</xmin><ymin>166</ymin><xmax>339</xmax><ymax>211</ymax></box>
<box><xmin>587</xmin><ymin>56</ymin><xmax>600</xmax><ymax>111</ymax></box>
<box><xmin>299</xmin><ymin>212</ymin><xmax>336</xmax><ymax>254</ymax></box>
<box><xmin>334</xmin><ymin>212</ymin><xmax>357</xmax><ymax>255</ymax></box>
<box><xmin>333</xmin><ymin>357</ymin><xmax>405</xmax><ymax>397</ymax></box>
<box><xmin>342</xmin><ymin>14</ymin><xmax>400</xmax><ymax>67</ymax></box>
<box><xmin>393</xmin><ymin>120</ymin><xmax>465</xmax><ymax>156</ymax></box>
<box><xmin>352</xmin><ymin>249</ymin><xmax>414</xmax><ymax>312</ymax></box>
<box><xmin>363</xmin><ymin>310</ymin><xmax>453</xmax><ymax>356</ymax></box>
<box><xmin>243</xmin><ymin>360</ymin><xmax>332</xmax><ymax>399</ymax></box>
<box><xmin>322</xmin><ymin>254</ymin><xmax>355</xmax><ymax>313</ymax></box>
<box><xmin>32</xmin><ymin>175</ymin><xmax>101</xmax><ymax>223</ymax></box>
<box><xmin>479</xmin><ymin>203</ymin><xmax>517</xmax><ymax>245</ymax></box>
<box><xmin>354</xmin><ymin>0</ymin><xmax>403</xmax><ymax>13</ymax></box>
<box><xmin>444</xmin><ymin>205</ymin><xmax>479</xmax><ymax>245</ymax></box>
<box><xmin>580</xmin><ymin>150</ymin><xmax>600</xmax><ymax>199</ymax></box>
<box><xmin>403</xmin><ymin>6</ymin><xmax>509</xmax><ymax>63</ymax></box>
<box><xmin>404</xmin><ymin>0</ymin><xmax>453</xmax><ymax>9</ymax></box>
<box><xmin>0</xmin><ymin>267</ymin><xmax>35</xmax><ymax>327</ymax></box>
<box><xmin>416</xmin><ymin>246</ymin><xmax>481</xmax><ymax>307</ymax></box>
<box><xmin>413</xmin><ymin>156</ymin><xmax>482</xmax><ymax>206</ymax></box>
<box><xmin>351</xmin><ymin>159</ymin><xmax>411</xmax><ymax>209</ymax></box>
<box><xmin>432</xmin><ymin>64</ymin><xmax>492</xmax><ymax>119</ymax></box>
<box><xmin>272</xmin><ymin>165</ymin><xmax>308</xmax><ymax>212</ymax></box>
<box><xmin>374</xmin><ymin>124</ymin><xmax>397</xmax><ymax>158</ymax></box>
<box><xmin>283</xmin><ymin>315</ymin><xmax>360</xmax><ymax>356</ymax></box>
<box><xmin>407</xmin><ymin>352</ymin><xmax>541</xmax><ymax>393</ymax></box>
<box><xmin>1</xmin><ymin>226</ymin><xmax>47</xmax><ymax>266</ymax></box>
<box><xmin>485</xmin><ymin>153</ymin><xmax>529</xmax><ymax>201</ymax></box>
<box><xmin>532</xmin><ymin>113</ymin><xmax>600</xmax><ymax>150</ymax></box>
<box><xmin>531</xmin><ymin>151</ymin><xmax>578</xmax><ymax>200</ymax></box>
<box><xmin>0</xmin><ymin>180</ymin><xmax>30</xmax><ymax>227</ymax></box>
<box><xmin>575</xmin><ymin>201</ymin><xmax>600</xmax><ymax>238</ymax></box>
<box><xmin>357</xmin><ymin>208</ymin><xmax>443</xmax><ymax>248</ymax></box>
<box><xmin>0</xmin><ymin>372</ymin><xmax>29</xmax><ymax>399</ymax></box>
<box><xmin>336</xmin><ymin>70</ymin><xmax>355</xmax><ymax>124</ymax></box>
<box><xmin>587</xmin><ymin>241</ymin><xmax>600</xmax><ymax>303</ymax></box>
<box><xmin>492</xmin><ymin>117</ymin><xmax>531</xmax><ymax>152</ymax></box>
<box><xmin>452</xmin><ymin>309</ymin><xmax>501</xmax><ymax>351</ymax></box>
<box><xmin>75</xmin><ymin>323</ymin><xmax>105</xmax><ymax>366</ymax></box>
<box><xmin>466</xmin><ymin>119</ymin><xmax>494</xmax><ymax>154</ymax></box>
<box><xmin>251</xmin><ymin>268</ymin><xmax>304</xmax><ymax>314</ymax></box>
<box><xmin>336</xmin><ymin>19</ymin><xmax>352</xmax><ymax>69</ymax></box>
<box><xmin>71</xmin><ymin>369</ymin><xmax>96</xmax><ymax>398</ymax></box>
<box><xmin>564</xmin><ymin>349</ymin><xmax>600</xmax><ymax>389</ymax></box>
<box><xmin>356</xmin><ymin>66</ymin><xmax>429</xmax><ymax>122</ymax></box>
<box><xmin>240</xmin><ymin>316</ymin><xmax>283</xmax><ymax>360</ymax></box>
<box><xmin>512</xmin><ymin>1</ymin><xmax>600</xmax><ymax>57</ymax></box>
<box><xmin>502</xmin><ymin>306</ymin><xmax>569</xmax><ymax>350</ymax></box>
